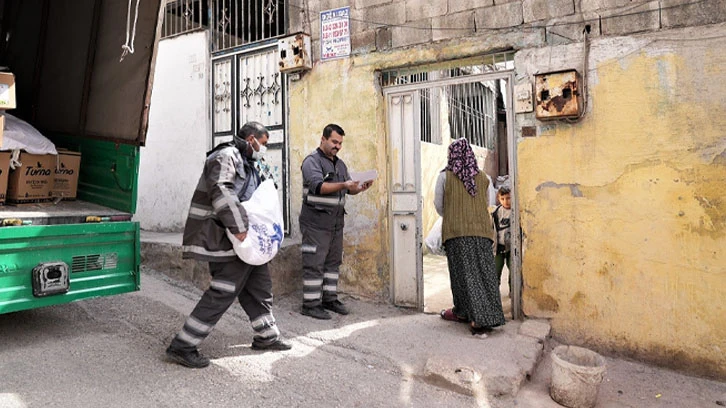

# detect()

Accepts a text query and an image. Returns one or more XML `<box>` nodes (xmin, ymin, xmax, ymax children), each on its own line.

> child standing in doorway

<box><xmin>492</xmin><ymin>187</ymin><xmax>512</xmax><ymax>293</ymax></box>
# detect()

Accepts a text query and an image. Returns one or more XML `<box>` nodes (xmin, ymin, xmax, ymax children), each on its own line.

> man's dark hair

<box><xmin>498</xmin><ymin>186</ymin><xmax>511</xmax><ymax>196</ymax></box>
<box><xmin>238</xmin><ymin>121</ymin><xmax>268</xmax><ymax>140</ymax></box>
<box><xmin>322</xmin><ymin>123</ymin><xmax>345</xmax><ymax>139</ymax></box>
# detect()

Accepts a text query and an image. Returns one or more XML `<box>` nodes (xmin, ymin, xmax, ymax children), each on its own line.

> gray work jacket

<box><xmin>299</xmin><ymin>148</ymin><xmax>350</xmax><ymax>229</ymax></box>
<box><xmin>182</xmin><ymin>143</ymin><xmax>260</xmax><ymax>262</ymax></box>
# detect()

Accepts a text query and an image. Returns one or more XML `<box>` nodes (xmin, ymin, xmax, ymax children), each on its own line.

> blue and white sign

<box><xmin>320</xmin><ymin>7</ymin><xmax>351</xmax><ymax>61</ymax></box>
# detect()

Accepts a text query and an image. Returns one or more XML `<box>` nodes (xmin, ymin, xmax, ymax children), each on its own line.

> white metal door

<box><xmin>387</xmin><ymin>91</ymin><xmax>422</xmax><ymax>308</ymax></box>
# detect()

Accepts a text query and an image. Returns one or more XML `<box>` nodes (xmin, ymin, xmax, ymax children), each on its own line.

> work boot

<box><xmin>322</xmin><ymin>300</ymin><xmax>349</xmax><ymax>315</ymax></box>
<box><xmin>301</xmin><ymin>305</ymin><xmax>332</xmax><ymax>320</ymax></box>
<box><xmin>251</xmin><ymin>337</ymin><xmax>293</xmax><ymax>351</ymax></box>
<box><xmin>166</xmin><ymin>346</ymin><xmax>210</xmax><ymax>368</ymax></box>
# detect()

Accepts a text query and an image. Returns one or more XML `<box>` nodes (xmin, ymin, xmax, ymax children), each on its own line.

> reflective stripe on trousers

<box><xmin>300</xmin><ymin>221</ymin><xmax>344</xmax><ymax>307</ymax></box>
<box><xmin>170</xmin><ymin>258</ymin><xmax>278</xmax><ymax>351</ymax></box>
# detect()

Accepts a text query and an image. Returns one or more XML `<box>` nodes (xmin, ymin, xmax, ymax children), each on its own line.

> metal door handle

<box><xmin>400</xmin><ymin>223</ymin><xmax>408</xmax><ymax>231</ymax></box>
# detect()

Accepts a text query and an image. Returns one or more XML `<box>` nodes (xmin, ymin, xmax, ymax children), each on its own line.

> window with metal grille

<box><xmin>381</xmin><ymin>53</ymin><xmax>513</xmax><ymax>148</ymax></box>
<box><xmin>211</xmin><ymin>0</ymin><xmax>286</xmax><ymax>52</ymax></box>
<box><xmin>162</xmin><ymin>1</ymin><xmax>287</xmax><ymax>51</ymax></box>
<box><xmin>446</xmin><ymin>77</ymin><xmax>498</xmax><ymax>149</ymax></box>
<box><xmin>162</xmin><ymin>0</ymin><xmax>208</xmax><ymax>39</ymax></box>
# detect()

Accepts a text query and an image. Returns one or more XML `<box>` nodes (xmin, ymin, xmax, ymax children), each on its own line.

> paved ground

<box><xmin>423</xmin><ymin>253</ymin><xmax>513</xmax><ymax>319</ymax></box>
<box><xmin>1</xmin><ymin>264</ymin><xmax>724</xmax><ymax>408</ymax></box>
<box><xmin>135</xmin><ymin>231</ymin><xmax>726</xmax><ymax>407</ymax></box>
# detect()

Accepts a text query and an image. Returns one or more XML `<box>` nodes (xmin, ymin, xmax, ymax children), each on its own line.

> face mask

<box><xmin>251</xmin><ymin>144</ymin><xmax>267</xmax><ymax>160</ymax></box>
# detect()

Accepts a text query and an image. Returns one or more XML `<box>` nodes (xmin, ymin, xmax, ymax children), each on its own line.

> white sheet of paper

<box><xmin>349</xmin><ymin>170</ymin><xmax>378</xmax><ymax>184</ymax></box>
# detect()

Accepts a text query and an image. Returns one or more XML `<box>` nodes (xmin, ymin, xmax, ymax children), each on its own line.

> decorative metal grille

<box><xmin>162</xmin><ymin>0</ymin><xmax>208</xmax><ymax>39</ymax></box>
<box><xmin>213</xmin><ymin>58</ymin><xmax>233</xmax><ymax>133</ymax></box>
<box><xmin>238</xmin><ymin>49</ymin><xmax>283</xmax><ymax>126</ymax></box>
<box><xmin>211</xmin><ymin>0</ymin><xmax>286</xmax><ymax>52</ymax></box>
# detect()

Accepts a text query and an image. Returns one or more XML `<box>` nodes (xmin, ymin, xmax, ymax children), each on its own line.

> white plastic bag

<box><xmin>1</xmin><ymin>113</ymin><xmax>58</xmax><ymax>155</ymax></box>
<box><xmin>226</xmin><ymin>179</ymin><xmax>284</xmax><ymax>265</ymax></box>
<box><xmin>424</xmin><ymin>217</ymin><xmax>445</xmax><ymax>256</ymax></box>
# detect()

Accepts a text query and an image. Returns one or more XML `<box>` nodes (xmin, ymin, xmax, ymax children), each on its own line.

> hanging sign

<box><xmin>320</xmin><ymin>7</ymin><xmax>351</xmax><ymax>61</ymax></box>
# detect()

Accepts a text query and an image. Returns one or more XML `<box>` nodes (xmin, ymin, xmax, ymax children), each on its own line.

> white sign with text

<box><xmin>320</xmin><ymin>7</ymin><xmax>351</xmax><ymax>61</ymax></box>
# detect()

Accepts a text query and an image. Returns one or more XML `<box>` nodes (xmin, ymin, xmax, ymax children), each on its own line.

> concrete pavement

<box><xmin>141</xmin><ymin>230</ymin><xmax>545</xmax><ymax>405</ymax></box>
<box><xmin>140</xmin><ymin>231</ymin><xmax>726</xmax><ymax>408</ymax></box>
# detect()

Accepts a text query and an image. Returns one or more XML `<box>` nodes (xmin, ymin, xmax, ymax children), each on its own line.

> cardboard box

<box><xmin>0</xmin><ymin>72</ymin><xmax>16</xmax><ymax>110</ymax></box>
<box><xmin>0</xmin><ymin>151</ymin><xmax>10</xmax><ymax>205</ymax></box>
<box><xmin>7</xmin><ymin>153</ymin><xmax>56</xmax><ymax>203</ymax></box>
<box><xmin>51</xmin><ymin>149</ymin><xmax>81</xmax><ymax>200</ymax></box>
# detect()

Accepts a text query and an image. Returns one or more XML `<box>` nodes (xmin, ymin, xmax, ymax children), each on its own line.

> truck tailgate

<box><xmin>0</xmin><ymin>221</ymin><xmax>139</xmax><ymax>314</ymax></box>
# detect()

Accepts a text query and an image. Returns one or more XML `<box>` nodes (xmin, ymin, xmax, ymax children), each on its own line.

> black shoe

<box><xmin>251</xmin><ymin>338</ymin><xmax>293</xmax><ymax>351</ymax></box>
<box><xmin>166</xmin><ymin>346</ymin><xmax>210</xmax><ymax>368</ymax></box>
<box><xmin>322</xmin><ymin>300</ymin><xmax>349</xmax><ymax>315</ymax></box>
<box><xmin>301</xmin><ymin>305</ymin><xmax>332</xmax><ymax>320</ymax></box>
<box><xmin>470</xmin><ymin>325</ymin><xmax>494</xmax><ymax>335</ymax></box>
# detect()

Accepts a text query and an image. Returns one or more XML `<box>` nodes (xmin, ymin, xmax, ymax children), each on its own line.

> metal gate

<box><xmin>212</xmin><ymin>45</ymin><xmax>289</xmax><ymax>232</ymax></box>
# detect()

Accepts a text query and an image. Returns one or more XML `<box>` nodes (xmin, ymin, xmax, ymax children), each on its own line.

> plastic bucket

<box><xmin>550</xmin><ymin>345</ymin><xmax>607</xmax><ymax>408</ymax></box>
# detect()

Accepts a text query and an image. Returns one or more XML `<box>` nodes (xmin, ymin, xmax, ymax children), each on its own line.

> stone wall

<box><xmin>290</xmin><ymin>0</ymin><xmax>726</xmax><ymax>58</ymax></box>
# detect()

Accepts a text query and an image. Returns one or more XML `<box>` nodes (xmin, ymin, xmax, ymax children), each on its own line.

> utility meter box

<box><xmin>535</xmin><ymin>70</ymin><xmax>582</xmax><ymax>120</ymax></box>
<box><xmin>278</xmin><ymin>33</ymin><xmax>312</xmax><ymax>73</ymax></box>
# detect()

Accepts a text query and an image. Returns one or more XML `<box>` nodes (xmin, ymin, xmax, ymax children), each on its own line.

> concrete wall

<box><xmin>289</xmin><ymin>0</ymin><xmax>726</xmax><ymax>378</ymax></box>
<box><xmin>136</xmin><ymin>32</ymin><xmax>210</xmax><ymax>232</ymax></box>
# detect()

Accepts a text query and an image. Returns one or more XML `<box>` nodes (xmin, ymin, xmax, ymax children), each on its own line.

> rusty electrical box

<box><xmin>278</xmin><ymin>33</ymin><xmax>312</xmax><ymax>73</ymax></box>
<box><xmin>535</xmin><ymin>70</ymin><xmax>582</xmax><ymax>120</ymax></box>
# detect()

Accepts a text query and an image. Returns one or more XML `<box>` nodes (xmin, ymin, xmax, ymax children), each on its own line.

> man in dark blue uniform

<box><xmin>299</xmin><ymin>124</ymin><xmax>373</xmax><ymax>320</ymax></box>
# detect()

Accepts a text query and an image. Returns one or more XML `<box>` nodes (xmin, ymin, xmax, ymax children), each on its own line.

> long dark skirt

<box><xmin>444</xmin><ymin>236</ymin><xmax>506</xmax><ymax>328</ymax></box>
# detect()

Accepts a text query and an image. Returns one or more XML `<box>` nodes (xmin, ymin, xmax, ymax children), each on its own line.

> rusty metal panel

<box><xmin>535</xmin><ymin>70</ymin><xmax>581</xmax><ymax>120</ymax></box>
<box><xmin>278</xmin><ymin>33</ymin><xmax>312</xmax><ymax>73</ymax></box>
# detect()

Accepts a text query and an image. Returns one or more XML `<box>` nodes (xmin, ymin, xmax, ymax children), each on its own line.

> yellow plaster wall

<box><xmin>519</xmin><ymin>45</ymin><xmax>726</xmax><ymax>378</ymax></box>
<box><xmin>288</xmin><ymin>58</ymin><xmax>390</xmax><ymax>297</ymax></box>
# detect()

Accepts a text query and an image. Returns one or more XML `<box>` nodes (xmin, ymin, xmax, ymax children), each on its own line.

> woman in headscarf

<box><xmin>434</xmin><ymin>138</ymin><xmax>506</xmax><ymax>335</ymax></box>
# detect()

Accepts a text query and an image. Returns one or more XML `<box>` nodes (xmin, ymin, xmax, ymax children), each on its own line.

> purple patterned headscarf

<box><xmin>446</xmin><ymin>138</ymin><xmax>480</xmax><ymax>196</ymax></box>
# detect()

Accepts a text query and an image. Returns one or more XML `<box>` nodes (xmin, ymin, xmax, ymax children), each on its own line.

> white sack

<box><xmin>226</xmin><ymin>179</ymin><xmax>284</xmax><ymax>265</ymax></box>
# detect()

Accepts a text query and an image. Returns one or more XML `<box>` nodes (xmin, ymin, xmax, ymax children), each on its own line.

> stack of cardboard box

<box><xmin>0</xmin><ymin>72</ymin><xmax>81</xmax><ymax>205</ymax></box>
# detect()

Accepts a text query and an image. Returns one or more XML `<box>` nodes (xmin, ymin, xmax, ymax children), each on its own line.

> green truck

<box><xmin>0</xmin><ymin>0</ymin><xmax>163</xmax><ymax>314</ymax></box>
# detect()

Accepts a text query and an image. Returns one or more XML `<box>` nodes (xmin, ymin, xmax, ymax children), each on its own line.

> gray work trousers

<box><xmin>170</xmin><ymin>258</ymin><xmax>279</xmax><ymax>352</ymax></box>
<box><xmin>301</xmin><ymin>221</ymin><xmax>344</xmax><ymax>308</ymax></box>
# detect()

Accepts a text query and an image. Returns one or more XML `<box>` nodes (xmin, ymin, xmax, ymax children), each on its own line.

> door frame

<box><xmin>383</xmin><ymin>70</ymin><xmax>523</xmax><ymax>319</ymax></box>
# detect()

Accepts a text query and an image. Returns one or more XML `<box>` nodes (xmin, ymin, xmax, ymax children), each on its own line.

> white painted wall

<box><xmin>136</xmin><ymin>32</ymin><xmax>210</xmax><ymax>232</ymax></box>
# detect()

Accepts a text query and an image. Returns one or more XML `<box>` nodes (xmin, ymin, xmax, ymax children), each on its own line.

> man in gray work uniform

<box><xmin>299</xmin><ymin>123</ymin><xmax>373</xmax><ymax>320</ymax></box>
<box><xmin>166</xmin><ymin>121</ymin><xmax>292</xmax><ymax>369</ymax></box>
